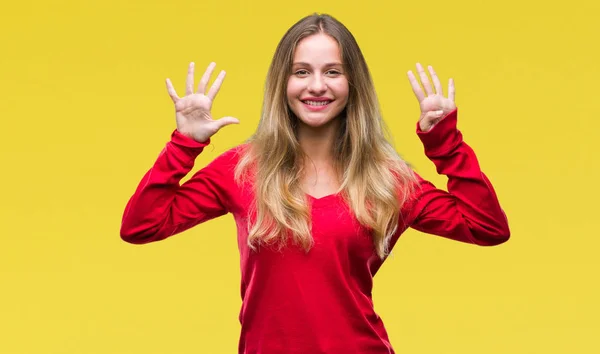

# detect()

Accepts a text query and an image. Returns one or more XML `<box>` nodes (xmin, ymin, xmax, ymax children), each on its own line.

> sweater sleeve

<box><xmin>120</xmin><ymin>130</ymin><xmax>237</xmax><ymax>244</ymax></box>
<box><xmin>402</xmin><ymin>108</ymin><xmax>510</xmax><ymax>246</ymax></box>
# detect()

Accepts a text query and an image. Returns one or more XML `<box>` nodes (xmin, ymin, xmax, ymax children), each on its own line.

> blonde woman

<box><xmin>121</xmin><ymin>13</ymin><xmax>510</xmax><ymax>354</ymax></box>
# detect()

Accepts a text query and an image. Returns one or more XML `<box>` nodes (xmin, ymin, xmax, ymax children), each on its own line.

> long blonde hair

<box><xmin>235</xmin><ymin>13</ymin><xmax>418</xmax><ymax>259</ymax></box>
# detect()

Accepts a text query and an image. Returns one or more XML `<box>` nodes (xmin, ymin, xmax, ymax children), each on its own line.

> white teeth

<box><xmin>304</xmin><ymin>100</ymin><xmax>330</xmax><ymax>106</ymax></box>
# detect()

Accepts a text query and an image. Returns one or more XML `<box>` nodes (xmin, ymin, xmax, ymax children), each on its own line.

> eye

<box><xmin>326</xmin><ymin>70</ymin><xmax>342</xmax><ymax>76</ymax></box>
<box><xmin>294</xmin><ymin>69</ymin><xmax>309</xmax><ymax>76</ymax></box>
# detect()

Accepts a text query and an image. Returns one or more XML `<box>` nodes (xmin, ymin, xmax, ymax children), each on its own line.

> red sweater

<box><xmin>120</xmin><ymin>109</ymin><xmax>510</xmax><ymax>353</ymax></box>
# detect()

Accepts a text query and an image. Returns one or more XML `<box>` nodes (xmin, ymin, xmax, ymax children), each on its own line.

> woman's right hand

<box><xmin>166</xmin><ymin>62</ymin><xmax>239</xmax><ymax>143</ymax></box>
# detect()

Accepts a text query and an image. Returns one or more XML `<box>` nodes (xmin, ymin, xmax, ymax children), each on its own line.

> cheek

<box><xmin>286</xmin><ymin>78</ymin><xmax>303</xmax><ymax>100</ymax></box>
<box><xmin>331</xmin><ymin>81</ymin><xmax>350</xmax><ymax>103</ymax></box>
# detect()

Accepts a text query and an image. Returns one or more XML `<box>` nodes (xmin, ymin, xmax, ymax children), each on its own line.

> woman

<box><xmin>120</xmin><ymin>13</ymin><xmax>510</xmax><ymax>354</ymax></box>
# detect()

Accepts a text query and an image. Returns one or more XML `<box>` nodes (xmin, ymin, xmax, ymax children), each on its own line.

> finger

<box><xmin>448</xmin><ymin>78</ymin><xmax>455</xmax><ymax>102</ymax></box>
<box><xmin>165</xmin><ymin>78</ymin><xmax>179</xmax><ymax>103</ymax></box>
<box><xmin>420</xmin><ymin>110</ymin><xmax>445</xmax><ymax>131</ymax></box>
<box><xmin>428</xmin><ymin>65</ymin><xmax>443</xmax><ymax>96</ymax></box>
<box><xmin>214</xmin><ymin>116</ymin><xmax>240</xmax><ymax>130</ymax></box>
<box><xmin>426</xmin><ymin>109</ymin><xmax>445</xmax><ymax>119</ymax></box>
<box><xmin>207</xmin><ymin>70</ymin><xmax>226</xmax><ymax>101</ymax></box>
<box><xmin>416</xmin><ymin>63</ymin><xmax>433</xmax><ymax>96</ymax></box>
<box><xmin>186</xmin><ymin>62</ymin><xmax>195</xmax><ymax>96</ymax></box>
<box><xmin>198</xmin><ymin>62</ymin><xmax>217</xmax><ymax>95</ymax></box>
<box><xmin>407</xmin><ymin>70</ymin><xmax>425</xmax><ymax>102</ymax></box>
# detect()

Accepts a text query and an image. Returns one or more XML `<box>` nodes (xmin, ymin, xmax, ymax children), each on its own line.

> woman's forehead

<box><xmin>293</xmin><ymin>34</ymin><xmax>342</xmax><ymax>64</ymax></box>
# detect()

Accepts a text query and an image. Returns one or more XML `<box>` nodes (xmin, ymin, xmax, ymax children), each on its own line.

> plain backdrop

<box><xmin>1</xmin><ymin>0</ymin><xmax>598</xmax><ymax>353</ymax></box>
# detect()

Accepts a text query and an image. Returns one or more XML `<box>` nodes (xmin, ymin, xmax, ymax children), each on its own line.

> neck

<box><xmin>296</xmin><ymin>117</ymin><xmax>340</xmax><ymax>166</ymax></box>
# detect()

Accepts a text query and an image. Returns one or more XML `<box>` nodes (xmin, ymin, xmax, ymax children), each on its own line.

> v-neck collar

<box><xmin>306</xmin><ymin>193</ymin><xmax>341</xmax><ymax>208</ymax></box>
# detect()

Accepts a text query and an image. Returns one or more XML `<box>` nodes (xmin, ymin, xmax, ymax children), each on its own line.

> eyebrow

<box><xmin>292</xmin><ymin>62</ymin><xmax>343</xmax><ymax>67</ymax></box>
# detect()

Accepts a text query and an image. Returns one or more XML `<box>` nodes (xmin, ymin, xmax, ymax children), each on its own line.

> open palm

<box><xmin>166</xmin><ymin>62</ymin><xmax>239</xmax><ymax>143</ymax></box>
<box><xmin>407</xmin><ymin>63</ymin><xmax>456</xmax><ymax>132</ymax></box>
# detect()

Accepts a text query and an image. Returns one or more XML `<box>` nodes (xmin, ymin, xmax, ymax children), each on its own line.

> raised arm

<box><xmin>403</xmin><ymin>64</ymin><xmax>510</xmax><ymax>246</ymax></box>
<box><xmin>120</xmin><ymin>62</ymin><xmax>240</xmax><ymax>244</ymax></box>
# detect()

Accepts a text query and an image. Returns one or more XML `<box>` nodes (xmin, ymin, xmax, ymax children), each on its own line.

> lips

<box><xmin>301</xmin><ymin>96</ymin><xmax>333</xmax><ymax>106</ymax></box>
<box><xmin>301</xmin><ymin>100</ymin><xmax>332</xmax><ymax>112</ymax></box>
<box><xmin>302</xmin><ymin>99</ymin><xmax>332</xmax><ymax>106</ymax></box>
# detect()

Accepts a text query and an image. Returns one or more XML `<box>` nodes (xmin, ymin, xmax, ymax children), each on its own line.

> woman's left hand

<box><xmin>407</xmin><ymin>63</ymin><xmax>456</xmax><ymax>132</ymax></box>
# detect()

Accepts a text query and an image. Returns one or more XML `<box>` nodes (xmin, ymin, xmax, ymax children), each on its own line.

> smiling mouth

<box><xmin>302</xmin><ymin>100</ymin><xmax>333</xmax><ymax>106</ymax></box>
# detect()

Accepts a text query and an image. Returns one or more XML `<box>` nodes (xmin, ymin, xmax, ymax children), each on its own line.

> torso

<box><xmin>233</xmin><ymin>188</ymin><xmax>397</xmax><ymax>354</ymax></box>
<box><xmin>227</xmin><ymin>148</ymin><xmax>401</xmax><ymax>353</ymax></box>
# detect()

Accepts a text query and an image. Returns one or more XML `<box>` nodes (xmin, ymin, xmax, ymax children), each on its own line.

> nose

<box><xmin>307</xmin><ymin>74</ymin><xmax>327</xmax><ymax>94</ymax></box>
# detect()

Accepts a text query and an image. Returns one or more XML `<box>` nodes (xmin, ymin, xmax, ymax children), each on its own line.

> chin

<box><xmin>292</xmin><ymin>105</ymin><xmax>345</xmax><ymax>129</ymax></box>
<box><xmin>297</xmin><ymin>115</ymin><xmax>339</xmax><ymax>128</ymax></box>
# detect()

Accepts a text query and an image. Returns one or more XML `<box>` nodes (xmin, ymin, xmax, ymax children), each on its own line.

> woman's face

<box><xmin>286</xmin><ymin>33</ymin><xmax>349</xmax><ymax>129</ymax></box>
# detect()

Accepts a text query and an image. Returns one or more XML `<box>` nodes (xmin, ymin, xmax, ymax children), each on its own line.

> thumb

<box><xmin>420</xmin><ymin>110</ymin><xmax>444</xmax><ymax>131</ymax></box>
<box><xmin>424</xmin><ymin>110</ymin><xmax>444</xmax><ymax>120</ymax></box>
<box><xmin>214</xmin><ymin>116</ymin><xmax>240</xmax><ymax>130</ymax></box>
